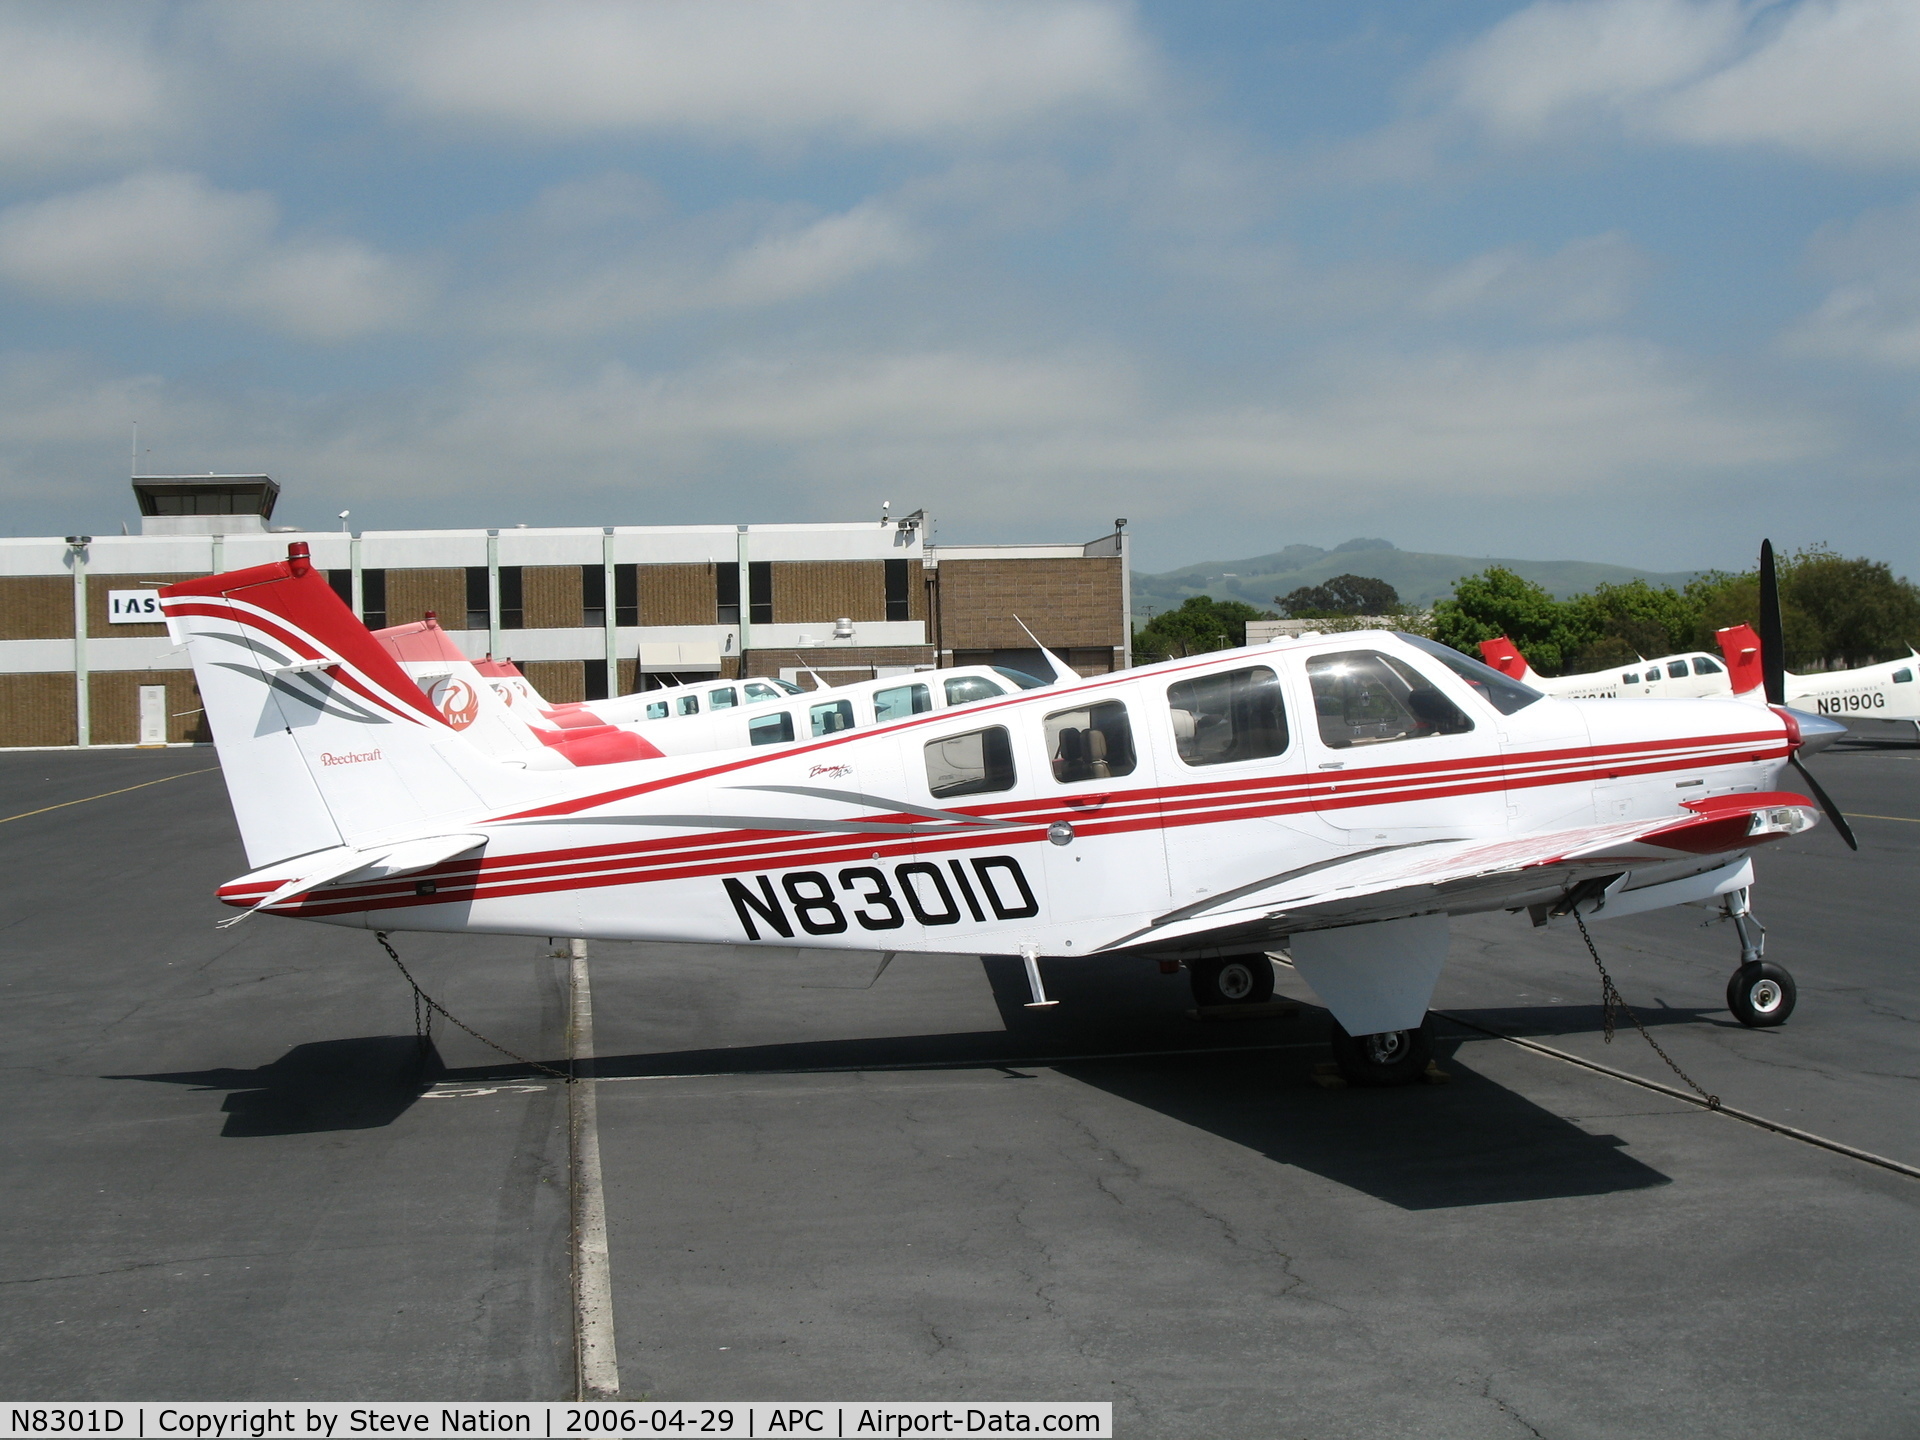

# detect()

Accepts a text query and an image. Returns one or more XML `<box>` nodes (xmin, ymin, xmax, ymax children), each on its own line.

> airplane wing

<box><xmin>1096</xmin><ymin>791</ymin><xmax>1816</xmax><ymax>955</ymax></box>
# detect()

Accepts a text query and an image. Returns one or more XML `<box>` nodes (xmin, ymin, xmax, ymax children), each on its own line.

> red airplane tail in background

<box><xmin>1478</xmin><ymin>635</ymin><xmax>1538</xmax><ymax>683</ymax></box>
<box><xmin>1714</xmin><ymin>624</ymin><xmax>1766</xmax><ymax>700</ymax></box>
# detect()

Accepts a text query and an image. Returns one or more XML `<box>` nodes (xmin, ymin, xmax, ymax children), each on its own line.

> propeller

<box><xmin>1758</xmin><ymin>538</ymin><xmax>1857</xmax><ymax>850</ymax></box>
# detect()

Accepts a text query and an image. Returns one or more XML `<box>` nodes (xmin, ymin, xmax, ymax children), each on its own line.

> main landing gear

<box><xmin>1723</xmin><ymin>888</ymin><xmax>1795</xmax><ymax>1028</ymax></box>
<box><xmin>1187</xmin><ymin>953</ymin><xmax>1276</xmax><ymax>1008</ymax></box>
<box><xmin>1329</xmin><ymin>1014</ymin><xmax>1435</xmax><ymax>1087</ymax></box>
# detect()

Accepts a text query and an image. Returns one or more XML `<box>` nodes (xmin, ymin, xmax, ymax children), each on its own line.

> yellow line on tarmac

<box><xmin>0</xmin><ymin>767</ymin><xmax>218</xmax><ymax>825</ymax></box>
<box><xmin>1848</xmin><ymin>812</ymin><xmax>1920</xmax><ymax>824</ymax></box>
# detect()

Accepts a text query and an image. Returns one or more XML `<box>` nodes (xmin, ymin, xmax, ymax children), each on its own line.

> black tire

<box><xmin>1189</xmin><ymin>954</ymin><xmax>1276</xmax><ymax>1007</ymax></box>
<box><xmin>1727</xmin><ymin>961</ymin><xmax>1796</xmax><ymax>1028</ymax></box>
<box><xmin>1329</xmin><ymin>1014</ymin><xmax>1434</xmax><ymax>1087</ymax></box>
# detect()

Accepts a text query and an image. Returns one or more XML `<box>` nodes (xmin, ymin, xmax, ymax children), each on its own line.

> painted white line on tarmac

<box><xmin>569</xmin><ymin>942</ymin><xmax>621</xmax><ymax>1401</ymax></box>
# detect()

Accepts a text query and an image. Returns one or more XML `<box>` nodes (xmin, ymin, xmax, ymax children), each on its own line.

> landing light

<box><xmin>1748</xmin><ymin>806</ymin><xmax>1813</xmax><ymax>837</ymax></box>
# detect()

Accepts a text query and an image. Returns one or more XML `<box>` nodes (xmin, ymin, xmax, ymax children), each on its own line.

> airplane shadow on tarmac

<box><xmin>109</xmin><ymin>956</ymin><xmax>1674</xmax><ymax>1209</ymax></box>
<box><xmin>109</xmin><ymin>1035</ymin><xmax>448</xmax><ymax>1137</ymax></box>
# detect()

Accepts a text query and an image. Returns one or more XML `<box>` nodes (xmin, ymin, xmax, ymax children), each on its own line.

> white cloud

<box><xmin>210</xmin><ymin>0</ymin><xmax>1155</xmax><ymax>146</ymax></box>
<box><xmin>0</xmin><ymin>12</ymin><xmax>169</xmax><ymax>172</ymax></box>
<box><xmin>1780</xmin><ymin>194</ymin><xmax>1920</xmax><ymax>364</ymax></box>
<box><xmin>486</xmin><ymin>193</ymin><xmax>922</xmax><ymax>335</ymax></box>
<box><xmin>1437</xmin><ymin>0</ymin><xmax>1920</xmax><ymax>165</ymax></box>
<box><xmin>0</xmin><ymin>171</ymin><xmax>428</xmax><ymax>340</ymax></box>
<box><xmin>1419</xmin><ymin>231</ymin><xmax>1653</xmax><ymax>325</ymax></box>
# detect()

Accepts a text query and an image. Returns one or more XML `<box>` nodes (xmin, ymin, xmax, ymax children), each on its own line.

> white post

<box><xmin>69</xmin><ymin>539</ymin><xmax>89</xmax><ymax>747</ymax></box>
<box><xmin>487</xmin><ymin>529</ymin><xmax>501</xmax><ymax>658</ymax></box>
<box><xmin>735</xmin><ymin>524</ymin><xmax>752</xmax><ymax>677</ymax></box>
<box><xmin>350</xmin><ymin>531</ymin><xmax>364</xmax><ymax>619</ymax></box>
<box><xmin>602</xmin><ymin>527</ymin><xmax>618</xmax><ymax>697</ymax></box>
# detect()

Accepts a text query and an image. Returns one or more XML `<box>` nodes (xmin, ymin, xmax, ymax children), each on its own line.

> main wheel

<box><xmin>1329</xmin><ymin>1014</ymin><xmax>1434</xmax><ymax>1087</ymax></box>
<box><xmin>1727</xmin><ymin>961</ymin><xmax>1796</xmax><ymax>1028</ymax></box>
<box><xmin>1189</xmin><ymin>954</ymin><xmax>1276</xmax><ymax>1007</ymax></box>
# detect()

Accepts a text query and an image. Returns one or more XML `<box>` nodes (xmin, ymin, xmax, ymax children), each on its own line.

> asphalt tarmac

<box><xmin>1</xmin><ymin>738</ymin><xmax>1915</xmax><ymax>1437</ymax></box>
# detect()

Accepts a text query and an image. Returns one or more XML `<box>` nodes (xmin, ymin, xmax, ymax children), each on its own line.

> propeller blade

<box><xmin>1758</xmin><ymin>538</ymin><xmax>1786</xmax><ymax>706</ymax></box>
<box><xmin>1790</xmin><ymin>754</ymin><xmax>1858</xmax><ymax>851</ymax></box>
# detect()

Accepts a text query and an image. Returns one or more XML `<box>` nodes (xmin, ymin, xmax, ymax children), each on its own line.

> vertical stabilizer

<box><xmin>1478</xmin><ymin>636</ymin><xmax>1539</xmax><ymax>682</ymax></box>
<box><xmin>162</xmin><ymin>544</ymin><xmax>554</xmax><ymax>866</ymax></box>
<box><xmin>1715</xmin><ymin>624</ymin><xmax>1767</xmax><ymax>702</ymax></box>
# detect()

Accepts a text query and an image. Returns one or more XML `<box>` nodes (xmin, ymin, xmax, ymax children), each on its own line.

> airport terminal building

<box><xmin>0</xmin><ymin>477</ymin><xmax>1131</xmax><ymax>747</ymax></box>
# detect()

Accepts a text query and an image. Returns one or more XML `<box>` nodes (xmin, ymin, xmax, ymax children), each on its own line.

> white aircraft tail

<box><xmin>162</xmin><ymin>544</ymin><xmax>565</xmax><ymax>868</ymax></box>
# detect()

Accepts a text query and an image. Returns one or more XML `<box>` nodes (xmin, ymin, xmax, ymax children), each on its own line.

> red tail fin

<box><xmin>1478</xmin><ymin>636</ymin><xmax>1532</xmax><ymax>681</ymax></box>
<box><xmin>1715</xmin><ymin>624</ymin><xmax>1765</xmax><ymax>697</ymax></box>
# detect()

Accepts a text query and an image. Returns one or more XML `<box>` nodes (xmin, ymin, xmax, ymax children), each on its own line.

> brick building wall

<box><xmin>935</xmin><ymin>556</ymin><xmax>1124</xmax><ymax>657</ymax></box>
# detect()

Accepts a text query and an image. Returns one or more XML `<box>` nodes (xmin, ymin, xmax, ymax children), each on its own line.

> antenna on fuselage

<box><xmin>1011</xmin><ymin>616</ymin><xmax>1075</xmax><ymax>684</ymax></box>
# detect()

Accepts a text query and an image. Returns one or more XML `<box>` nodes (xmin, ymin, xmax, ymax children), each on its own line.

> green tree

<box><xmin>1275</xmin><ymin>574</ymin><xmax>1401</xmax><ymax>618</ymax></box>
<box><xmin>1430</xmin><ymin>567</ymin><xmax>1591</xmax><ymax>673</ymax></box>
<box><xmin>1563</xmin><ymin>580</ymin><xmax>1698</xmax><ymax>670</ymax></box>
<box><xmin>1783</xmin><ymin>547</ymin><xmax>1920</xmax><ymax>668</ymax></box>
<box><xmin>1135</xmin><ymin>596</ymin><xmax>1274</xmax><ymax>661</ymax></box>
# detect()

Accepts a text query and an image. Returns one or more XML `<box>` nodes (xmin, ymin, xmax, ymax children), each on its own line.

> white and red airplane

<box><xmin>1481</xmin><ymin>627</ymin><xmax>1920</xmax><ymax>730</ymax></box>
<box><xmin>161</xmin><ymin>541</ymin><xmax>1851</xmax><ymax>1086</ymax></box>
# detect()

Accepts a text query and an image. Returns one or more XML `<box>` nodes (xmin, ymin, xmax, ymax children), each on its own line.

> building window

<box><xmin>327</xmin><ymin>570</ymin><xmax>353</xmax><ymax>610</ymax></box>
<box><xmin>584</xmin><ymin>664</ymin><xmax>610</xmax><ymax>701</ymax></box>
<box><xmin>361</xmin><ymin>569</ymin><xmax>386</xmax><ymax>629</ymax></box>
<box><xmin>885</xmin><ymin>558</ymin><xmax>911</xmax><ymax>621</ymax></box>
<box><xmin>581</xmin><ymin>566</ymin><xmax>606</xmax><ymax>627</ymax></box>
<box><xmin>716</xmin><ymin>565</ymin><xmax>740</xmax><ymax>624</ymax></box>
<box><xmin>924</xmin><ymin>726</ymin><xmax>1016</xmax><ymax>798</ymax></box>
<box><xmin>465</xmin><ymin>567</ymin><xmax>488</xmax><ymax>630</ymax></box>
<box><xmin>615</xmin><ymin>564</ymin><xmax>638</xmax><ymax>627</ymax></box>
<box><xmin>499</xmin><ymin>566</ymin><xmax>523</xmax><ymax>629</ymax></box>
<box><xmin>749</xmin><ymin>560</ymin><xmax>772</xmax><ymax>625</ymax></box>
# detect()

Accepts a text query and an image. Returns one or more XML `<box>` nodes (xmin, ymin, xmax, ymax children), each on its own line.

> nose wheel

<box><xmin>1728</xmin><ymin>961</ymin><xmax>1796</xmax><ymax>1027</ymax></box>
<box><xmin>1723</xmin><ymin>888</ymin><xmax>1796</xmax><ymax>1028</ymax></box>
<box><xmin>1329</xmin><ymin>1014</ymin><xmax>1434</xmax><ymax>1086</ymax></box>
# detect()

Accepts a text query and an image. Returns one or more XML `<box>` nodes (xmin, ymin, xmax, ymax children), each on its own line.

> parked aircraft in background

<box><xmin>1481</xmin><ymin>625</ymin><xmax>1920</xmax><ymax>735</ymax></box>
<box><xmin>162</xmin><ymin>541</ymin><xmax>1853</xmax><ymax>1087</ymax></box>
<box><xmin>373</xmin><ymin>615</ymin><xmax>1057</xmax><ymax>762</ymax></box>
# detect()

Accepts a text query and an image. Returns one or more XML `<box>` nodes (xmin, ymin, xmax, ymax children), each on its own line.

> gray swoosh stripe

<box><xmin>727</xmin><ymin>784</ymin><xmax>1022</xmax><ymax>829</ymax></box>
<box><xmin>210</xmin><ymin>662</ymin><xmax>383</xmax><ymax>724</ymax></box>
<box><xmin>1091</xmin><ymin>838</ymin><xmax>1459</xmax><ymax>953</ymax></box>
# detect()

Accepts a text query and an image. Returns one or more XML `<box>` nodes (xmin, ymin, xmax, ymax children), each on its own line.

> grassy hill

<box><xmin>1134</xmin><ymin>539</ymin><xmax>1697</xmax><ymax>617</ymax></box>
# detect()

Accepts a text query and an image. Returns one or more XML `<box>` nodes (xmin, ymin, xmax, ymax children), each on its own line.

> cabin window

<box><xmin>1307</xmin><ymin>651</ymin><xmax>1473</xmax><ymax>749</ymax></box>
<box><xmin>874</xmin><ymin>683</ymin><xmax>932</xmax><ymax>722</ymax></box>
<box><xmin>645</xmin><ymin>700</ymin><xmax>668</xmax><ymax>720</ymax></box>
<box><xmin>1622</xmin><ymin>672</ymin><xmax>1639</xmax><ymax>685</ymax></box>
<box><xmin>678</xmin><ymin>695</ymin><xmax>699</xmax><ymax>715</ymax></box>
<box><xmin>944</xmin><ymin>675</ymin><xmax>1006</xmax><ymax>706</ymax></box>
<box><xmin>1693</xmin><ymin>657</ymin><xmax>1723</xmax><ymax>675</ymax></box>
<box><xmin>811</xmin><ymin>699</ymin><xmax>856</xmax><ymax>736</ymax></box>
<box><xmin>743</xmin><ymin>682</ymin><xmax>783</xmax><ymax>702</ymax></box>
<box><xmin>749</xmin><ymin>711</ymin><xmax>794</xmax><ymax>746</ymax></box>
<box><xmin>1044</xmin><ymin>701</ymin><xmax>1137</xmax><ymax>783</ymax></box>
<box><xmin>1396</xmin><ymin>633</ymin><xmax>1542</xmax><ymax>715</ymax></box>
<box><xmin>1895</xmin><ymin>669</ymin><xmax>1913</xmax><ymax>684</ymax></box>
<box><xmin>708</xmin><ymin>687</ymin><xmax>737</xmax><ymax>709</ymax></box>
<box><xmin>1168</xmin><ymin>666</ymin><xmax>1289</xmax><ymax>766</ymax></box>
<box><xmin>925</xmin><ymin>726</ymin><xmax>1016</xmax><ymax>798</ymax></box>
<box><xmin>1667</xmin><ymin>660</ymin><xmax>1688</xmax><ymax>679</ymax></box>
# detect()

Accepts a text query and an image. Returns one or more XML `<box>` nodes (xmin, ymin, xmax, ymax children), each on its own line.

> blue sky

<box><xmin>1</xmin><ymin>0</ymin><xmax>1917</xmax><ymax>576</ymax></box>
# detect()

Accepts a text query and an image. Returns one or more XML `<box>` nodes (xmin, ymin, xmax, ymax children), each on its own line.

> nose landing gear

<box><xmin>1723</xmin><ymin>888</ymin><xmax>1796</xmax><ymax>1028</ymax></box>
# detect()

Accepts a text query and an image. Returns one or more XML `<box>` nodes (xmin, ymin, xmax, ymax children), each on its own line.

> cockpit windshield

<box><xmin>1394</xmin><ymin>633</ymin><xmax>1543</xmax><ymax>715</ymax></box>
<box><xmin>993</xmin><ymin>667</ymin><xmax>1051</xmax><ymax>690</ymax></box>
